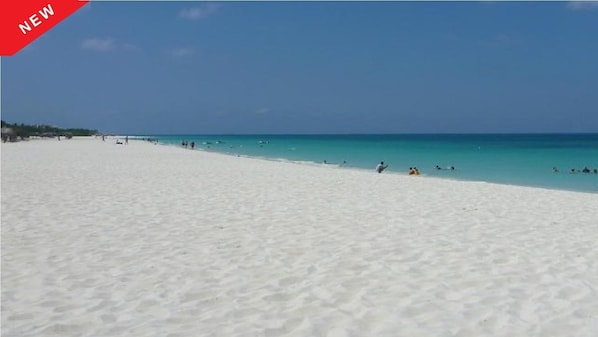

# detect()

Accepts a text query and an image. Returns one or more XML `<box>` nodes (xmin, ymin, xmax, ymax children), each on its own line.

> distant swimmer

<box><xmin>375</xmin><ymin>161</ymin><xmax>388</xmax><ymax>173</ymax></box>
<box><xmin>553</xmin><ymin>167</ymin><xmax>559</xmax><ymax>173</ymax></box>
<box><xmin>434</xmin><ymin>165</ymin><xmax>454</xmax><ymax>171</ymax></box>
<box><xmin>409</xmin><ymin>167</ymin><xmax>420</xmax><ymax>175</ymax></box>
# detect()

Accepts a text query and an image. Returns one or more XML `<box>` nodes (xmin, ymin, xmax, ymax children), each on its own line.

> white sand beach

<box><xmin>2</xmin><ymin>137</ymin><xmax>598</xmax><ymax>337</ymax></box>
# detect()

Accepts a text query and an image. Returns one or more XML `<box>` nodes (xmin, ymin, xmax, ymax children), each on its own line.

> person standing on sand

<box><xmin>376</xmin><ymin>161</ymin><xmax>388</xmax><ymax>173</ymax></box>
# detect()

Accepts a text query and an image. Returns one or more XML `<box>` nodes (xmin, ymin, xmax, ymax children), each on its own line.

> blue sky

<box><xmin>2</xmin><ymin>1</ymin><xmax>598</xmax><ymax>134</ymax></box>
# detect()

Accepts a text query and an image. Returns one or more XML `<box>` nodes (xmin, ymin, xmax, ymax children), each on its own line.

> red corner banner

<box><xmin>0</xmin><ymin>0</ymin><xmax>89</xmax><ymax>56</ymax></box>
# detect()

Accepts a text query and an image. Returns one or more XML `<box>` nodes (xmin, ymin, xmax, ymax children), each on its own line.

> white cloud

<box><xmin>81</xmin><ymin>38</ymin><xmax>141</xmax><ymax>52</ymax></box>
<box><xmin>567</xmin><ymin>1</ymin><xmax>598</xmax><ymax>10</ymax></box>
<box><xmin>179</xmin><ymin>3</ymin><xmax>220</xmax><ymax>20</ymax></box>
<box><xmin>81</xmin><ymin>38</ymin><xmax>115</xmax><ymax>52</ymax></box>
<box><xmin>166</xmin><ymin>47</ymin><xmax>195</xmax><ymax>57</ymax></box>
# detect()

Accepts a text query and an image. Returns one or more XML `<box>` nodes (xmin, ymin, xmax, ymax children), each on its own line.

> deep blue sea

<box><xmin>139</xmin><ymin>134</ymin><xmax>598</xmax><ymax>194</ymax></box>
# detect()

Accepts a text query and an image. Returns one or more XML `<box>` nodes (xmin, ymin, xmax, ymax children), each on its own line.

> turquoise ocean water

<box><xmin>140</xmin><ymin>134</ymin><xmax>598</xmax><ymax>194</ymax></box>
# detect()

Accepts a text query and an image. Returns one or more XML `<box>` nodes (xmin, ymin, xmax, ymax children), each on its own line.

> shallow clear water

<box><xmin>139</xmin><ymin>134</ymin><xmax>598</xmax><ymax>193</ymax></box>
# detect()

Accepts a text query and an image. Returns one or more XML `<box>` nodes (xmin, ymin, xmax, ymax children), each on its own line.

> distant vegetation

<box><xmin>1</xmin><ymin>120</ymin><xmax>98</xmax><ymax>142</ymax></box>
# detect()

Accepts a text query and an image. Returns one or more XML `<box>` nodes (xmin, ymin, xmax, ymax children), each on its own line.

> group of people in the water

<box><xmin>322</xmin><ymin>160</ymin><xmax>348</xmax><ymax>166</ymax></box>
<box><xmin>376</xmin><ymin>163</ymin><xmax>598</xmax><ymax>176</ymax></box>
<box><xmin>374</xmin><ymin>162</ymin><xmax>456</xmax><ymax>175</ymax></box>
<box><xmin>375</xmin><ymin>163</ymin><xmax>597</xmax><ymax>175</ymax></box>
<box><xmin>434</xmin><ymin>165</ymin><xmax>455</xmax><ymax>171</ymax></box>
<box><xmin>138</xmin><ymin>137</ymin><xmax>158</xmax><ymax>144</ymax></box>
<box><xmin>554</xmin><ymin>166</ymin><xmax>598</xmax><ymax>174</ymax></box>
<box><xmin>181</xmin><ymin>140</ymin><xmax>232</xmax><ymax>150</ymax></box>
<box><xmin>181</xmin><ymin>140</ymin><xmax>196</xmax><ymax>149</ymax></box>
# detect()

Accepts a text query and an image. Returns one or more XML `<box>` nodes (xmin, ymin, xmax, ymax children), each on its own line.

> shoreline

<box><xmin>147</xmin><ymin>137</ymin><xmax>598</xmax><ymax>196</ymax></box>
<box><xmin>2</xmin><ymin>137</ymin><xmax>598</xmax><ymax>337</ymax></box>
<box><xmin>5</xmin><ymin>136</ymin><xmax>598</xmax><ymax>196</ymax></box>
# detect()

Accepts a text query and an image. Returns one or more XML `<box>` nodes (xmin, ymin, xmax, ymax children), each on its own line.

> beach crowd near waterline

<box><xmin>3</xmin><ymin>137</ymin><xmax>597</xmax><ymax>337</ymax></box>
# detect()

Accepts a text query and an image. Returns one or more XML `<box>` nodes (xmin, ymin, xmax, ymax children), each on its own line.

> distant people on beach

<box><xmin>125</xmin><ymin>136</ymin><xmax>128</xmax><ymax>144</ymax></box>
<box><xmin>375</xmin><ymin>161</ymin><xmax>388</xmax><ymax>173</ymax></box>
<box><xmin>190</xmin><ymin>141</ymin><xmax>195</xmax><ymax>150</ymax></box>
